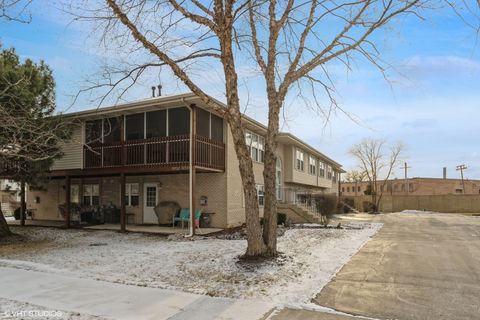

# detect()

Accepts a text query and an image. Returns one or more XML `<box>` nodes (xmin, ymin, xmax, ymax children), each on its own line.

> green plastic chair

<box><xmin>173</xmin><ymin>208</ymin><xmax>203</xmax><ymax>229</ymax></box>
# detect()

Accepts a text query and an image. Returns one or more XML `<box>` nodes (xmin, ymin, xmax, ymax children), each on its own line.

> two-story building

<box><xmin>24</xmin><ymin>93</ymin><xmax>343</xmax><ymax>229</ymax></box>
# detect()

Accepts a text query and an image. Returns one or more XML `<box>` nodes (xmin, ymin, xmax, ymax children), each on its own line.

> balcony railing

<box><xmin>83</xmin><ymin>134</ymin><xmax>225</xmax><ymax>171</ymax></box>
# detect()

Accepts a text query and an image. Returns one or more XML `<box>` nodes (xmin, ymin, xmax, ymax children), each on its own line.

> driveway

<box><xmin>309</xmin><ymin>212</ymin><xmax>480</xmax><ymax>320</ymax></box>
<box><xmin>0</xmin><ymin>267</ymin><xmax>274</xmax><ymax>320</ymax></box>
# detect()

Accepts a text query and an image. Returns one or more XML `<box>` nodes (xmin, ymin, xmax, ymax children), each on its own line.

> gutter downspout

<box><xmin>182</xmin><ymin>98</ymin><xmax>195</xmax><ymax>238</ymax></box>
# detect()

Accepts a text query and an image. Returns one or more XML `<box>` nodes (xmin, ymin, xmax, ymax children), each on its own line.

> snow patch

<box><xmin>2</xmin><ymin>222</ymin><xmax>381</xmax><ymax>307</ymax></box>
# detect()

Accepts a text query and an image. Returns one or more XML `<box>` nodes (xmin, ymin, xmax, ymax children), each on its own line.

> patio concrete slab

<box><xmin>84</xmin><ymin>223</ymin><xmax>223</xmax><ymax>235</ymax></box>
<box><xmin>0</xmin><ymin>267</ymin><xmax>274</xmax><ymax>320</ymax></box>
<box><xmin>6</xmin><ymin>219</ymin><xmax>65</xmax><ymax>227</ymax></box>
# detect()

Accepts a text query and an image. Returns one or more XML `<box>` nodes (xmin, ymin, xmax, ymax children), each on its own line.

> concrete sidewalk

<box><xmin>0</xmin><ymin>267</ymin><xmax>274</xmax><ymax>320</ymax></box>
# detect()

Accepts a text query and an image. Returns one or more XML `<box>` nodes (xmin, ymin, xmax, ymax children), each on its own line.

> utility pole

<box><xmin>456</xmin><ymin>164</ymin><xmax>467</xmax><ymax>194</ymax></box>
<box><xmin>400</xmin><ymin>162</ymin><xmax>411</xmax><ymax>194</ymax></box>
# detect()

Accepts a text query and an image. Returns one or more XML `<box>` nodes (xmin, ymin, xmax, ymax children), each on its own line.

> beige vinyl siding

<box><xmin>51</xmin><ymin>123</ymin><xmax>84</xmax><ymax>170</ymax></box>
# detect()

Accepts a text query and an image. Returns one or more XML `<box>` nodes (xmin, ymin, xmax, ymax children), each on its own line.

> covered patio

<box><xmin>6</xmin><ymin>217</ymin><xmax>222</xmax><ymax>235</ymax></box>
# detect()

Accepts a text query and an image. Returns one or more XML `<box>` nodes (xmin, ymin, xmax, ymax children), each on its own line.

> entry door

<box><xmin>143</xmin><ymin>183</ymin><xmax>158</xmax><ymax>224</ymax></box>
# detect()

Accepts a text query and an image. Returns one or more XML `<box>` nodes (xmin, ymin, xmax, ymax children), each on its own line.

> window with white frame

<box><xmin>332</xmin><ymin>171</ymin><xmax>337</xmax><ymax>183</ymax></box>
<box><xmin>245</xmin><ymin>131</ymin><xmax>264</xmax><ymax>163</ymax></box>
<box><xmin>83</xmin><ymin>184</ymin><xmax>99</xmax><ymax>206</ymax></box>
<box><xmin>296</xmin><ymin>149</ymin><xmax>304</xmax><ymax>171</ymax></box>
<box><xmin>125</xmin><ymin>183</ymin><xmax>139</xmax><ymax>206</ymax></box>
<box><xmin>318</xmin><ymin>162</ymin><xmax>325</xmax><ymax>177</ymax></box>
<box><xmin>256</xmin><ymin>185</ymin><xmax>265</xmax><ymax>206</ymax></box>
<box><xmin>309</xmin><ymin>156</ymin><xmax>316</xmax><ymax>175</ymax></box>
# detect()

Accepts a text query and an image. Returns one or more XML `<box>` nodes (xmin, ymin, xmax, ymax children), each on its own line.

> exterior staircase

<box><xmin>339</xmin><ymin>200</ymin><xmax>360</xmax><ymax>213</ymax></box>
<box><xmin>277</xmin><ymin>203</ymin><xmax>323</xmax><ymax>224</ymax></box>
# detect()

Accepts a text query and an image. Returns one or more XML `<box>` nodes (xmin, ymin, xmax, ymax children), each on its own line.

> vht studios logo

<box><xmin>1</xmin><ymin>310</ymin><xmax>64</xmax><ymax>318</ymax></box>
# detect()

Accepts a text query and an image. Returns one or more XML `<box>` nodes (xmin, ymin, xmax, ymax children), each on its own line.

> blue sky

<box><xmin>1</xmin><ymin>1</ymin><xmax>479</xmax><ymax>179</ymax></box>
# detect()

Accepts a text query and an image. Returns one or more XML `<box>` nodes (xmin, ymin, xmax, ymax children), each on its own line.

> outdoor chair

<box><xmin>172</xmin><ymin>208</ymin><xmax>202</xmax><ymax>229</ymax></box>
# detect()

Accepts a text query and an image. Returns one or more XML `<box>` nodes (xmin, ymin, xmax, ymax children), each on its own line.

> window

<box><xmin>196</xmin><ymin>108</ymin><xmax>210</xmax><ymax>138</ymax></box>
<box><xmin>276</xmin><ymin>158</ymin><xmax>282</xmax><ymax>200</ymax></box>
<box><xmin>70</xmin><ymin>185</ymin><xmax>80</xmax><ymax>203</ymax></box>
<box><xmin>83</xmin><ymin>184</ymin><xmax>99</xmax><ymax>206</ymax></box>
<box><xmin>332</xmin><ymin>171</ymin><xmax>337</xmax><ymax>183</ymax></box>
<box><xmin>358</xmin><ymin>186</ymin><xmax>361</xmax><ymax>192</ymax></box>
<box><xmin>125</xmin><ymin>183</ymin><xmax>139</xmax><ymax>207</ymax></box>
<box><xmin>342</xmin><ymin>187</ymin><xmax>345</xmax><ymax>193</ymax></box>
<box><xmin>126</xmin><ymin>113</ymin><xmax>144</xmax><ymax>140</ymax></box>
<box><xmin>296</xmin><ymin>149</ymin><xmax>304</xmax><ymax>171</ymax></box>
<box><xmin>309</xmin><ymin>157</ymin><xmax>316</xmax><ymax>175</ymax></box>
<box><xmin>256</xmin><ymin>185</ymin><xmax>265</xmax><ymax>207</ymax></box>
<box><xmin>211</xmin><ymin>114</ymin><xmax>223</xmax><ymax>142</ymax></box>
<box><xmin>327</xmin><ymin>165</ymin><xmax>332</xmax><ymax>179</ymax></box>
<box><xmin>245</xmin><ymin>131</ymin><xmax>264</xmax><ymax>162</ymax></box>
<box><xmin>168</xmin><ymin>107</ymin><xmax>190</xmax><ymax>135</ymax></box>
<box><xmin>146</xmin><ymin>110</ymin><xmax>167</xmax><ymax>138</ymax></box>
<box><xmin>85</xmin><ymin>120</ymin><xmax>102</xmax><ymax>144</ymax></box>
<box><xmin>103</xmin><ymin>117</ymin><xmax>121</xmax><ymax>143</ymax></box>
<box><xmin>318</xmin><ymin>162</ymin><xmax>325</xmax><ymax>177</ymax></box>
<box><xmin>347</xmin><ymin>187</ymin><xmax>350</xmax><ymax>192</ymax></box>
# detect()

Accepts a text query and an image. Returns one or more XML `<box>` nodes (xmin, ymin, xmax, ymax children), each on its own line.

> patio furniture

<box><xmin>172</xmin><ymin>208</ymin><xmax>203</xmax><ymax>229</ymax></box>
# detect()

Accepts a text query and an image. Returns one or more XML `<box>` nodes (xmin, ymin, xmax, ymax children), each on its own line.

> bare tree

<box><xmin>350</xmin><ymin>138</ymin><xmax>404</xmax><ymax>211</ymax></box>
<box><xmin>0</xmin><ymin>0</ymin><xmax>32</xmax><ymax>22</ymax></box>
<box><xmin>68</xmin><ymin>0</ymin><xmax>479</xmax><ymax>256</ymax></box>
<box><xmin>344</xmin><ymin>170</ymin><xmax>367</xmax><ymax>184</ymax></box>
<box><xmin>245</xmin><ymin>0</ymin><xmax>479</xmax><ymax>254</ymax></box>
<box><xmin>69</xmin><ymin>0</ymin><xmax>267</xmax><ymax>257</ymax></box>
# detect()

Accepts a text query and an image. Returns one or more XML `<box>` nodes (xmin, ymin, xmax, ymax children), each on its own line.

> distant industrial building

<box><xmin>341</xmin><ymin>177</ymin><xmax>480</xmax><ymax>196</ymax></box>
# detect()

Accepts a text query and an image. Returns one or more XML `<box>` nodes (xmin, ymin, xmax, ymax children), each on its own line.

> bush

<box><xmin>277</xmin><ymin>213</ymin><xmax>287</xmax><ymax>225</ymax></box>
<box><xmin>313</xmin><ymin>194</ymin><xmax>338</xmax><ymax>225</ymax></box>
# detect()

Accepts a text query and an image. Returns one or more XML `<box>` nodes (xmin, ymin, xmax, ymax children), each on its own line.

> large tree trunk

<box><xmin>20</xmin><ymin>181</ymin><xmax>26</xmax><ymax>226</ymax></box>
<box><xmin>219</xmin><ymin>19</ymin><xmax>265</xmax><ymax>257</ymax></box>
<box><xmin>262</xmin><ymin>98</ymin><xmax>281</xmax><ymax>256</ymax></box>
<box><xmin>0</xmin><ymin>206</ymin><xmax>12</xmax><ymax>237</ymax></box>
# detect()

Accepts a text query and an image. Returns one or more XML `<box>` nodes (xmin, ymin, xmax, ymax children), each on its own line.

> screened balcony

<box><xmin>83</xmin><ymin>107</ymin><xmax>225</xmax><ymax>172</ymax></box>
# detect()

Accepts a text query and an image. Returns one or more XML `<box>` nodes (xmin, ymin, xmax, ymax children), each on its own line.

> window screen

<box><xmin>103</xmin><ymin>117</ymin><xmax>121</xmax><ymax>143</ymax></box>
<box><xmin>211</xmin><ymin>114</ymin><xmax>223</xmax><ymax>142</ymax></box>
<box><xmin>126</xmin><ymin>113</ymin><xmax>144</xmax><ymax>140</ymax></box>
<box><xmin>85</xmin><ymin>120</ymin><xmax>102</xmax><ymax>144</ymax></box>
<box><xmin>168</xmin><ymin>107</ymin><xmax>190</xmax><ymax>135</ymax></box>
<box><xmin>196</xmin><ymin>108</ymin><xmax>210</xmax><ymax>138</ymax></box>
<box><xmin>146</xmin><ymin>110</ymin><xmax>167</xmax><ymax>138</ymax></box>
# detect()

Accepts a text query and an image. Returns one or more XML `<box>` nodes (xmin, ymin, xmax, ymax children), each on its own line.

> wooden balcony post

<box><xmin>65</xmin><ymin>176</ymin><xmax>71</xmax><ymax>228</ymax></box>
<box><xmin>120</xmin><ymin>172</ymin><xmax>126</xmax><ymax>232</ymax></box>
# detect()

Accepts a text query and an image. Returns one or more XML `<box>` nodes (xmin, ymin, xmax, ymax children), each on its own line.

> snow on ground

<box><xmin>0</xmin><ymin>223</ymin><xmax>381</xmax><ymax>307</ymax></box>
<box><xmin>401</xmin><ymin>209</ymin><xmax>438</xmax><ymax>214</ymax></box>
<box><xmin>0</xmin><ymin>298</ymin><xmax>104</xmax><ymax>320</ymax></box>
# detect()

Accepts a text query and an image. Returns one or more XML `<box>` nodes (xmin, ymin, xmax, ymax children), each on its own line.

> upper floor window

<box><xmin>296</xmin><ymin>149</ymin><xmax>304</xmax><ymax>171</ymax></box>
<box><xmin>256</xmin><ymin>184</ymin><xmax>265</xmax><ymax>207</ymax></box>
<box><xmin>318</xmin><ymin>162</ymin><xmax>325</xmax><ymax>177</ymax></box>
<box><xmin>308</xmin><ymin>157</ymin><xmax>316</xmax><ymax>175</ymax></box>
<box><xmin>146</xmin><ymin>110</ymin><xmax>167</xmax><ymax>138</ymax></box>
<box><xmin>245</xmin><ymin>131</ymin><xmax>264</xmax><ymax>163</ymax></box>
<box><xmin>327</xmin><ymin>165</ymin><xmax>332</xmax><ymax>179</ymax></box>
<box><xmin>85</xmin><ymin>119</ymin><xmax>102</xmax><ymax>144</ymax></box>
<box><xmin>332</xmin><ymin>171</ymin><xmax>337</xmax><ymax>183</ymax></box>
<box><xmin>126</xmin><ymin>113</ymin><xmax>145</xmax><ymax>141</ymax></box>
<box><xmin>168</xmin><ymin>107</ymin><xmax>190</xmax><ymax>135</ymax></box>
<box><xmin>196</xmin><ymin>108</ymin><xmax>224</xmax><ymax>142</ymax></box>
<box><xmin>103</xmin><ymin>117</ymin><xmax>122</xmax><ymax>143</ymax></box>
